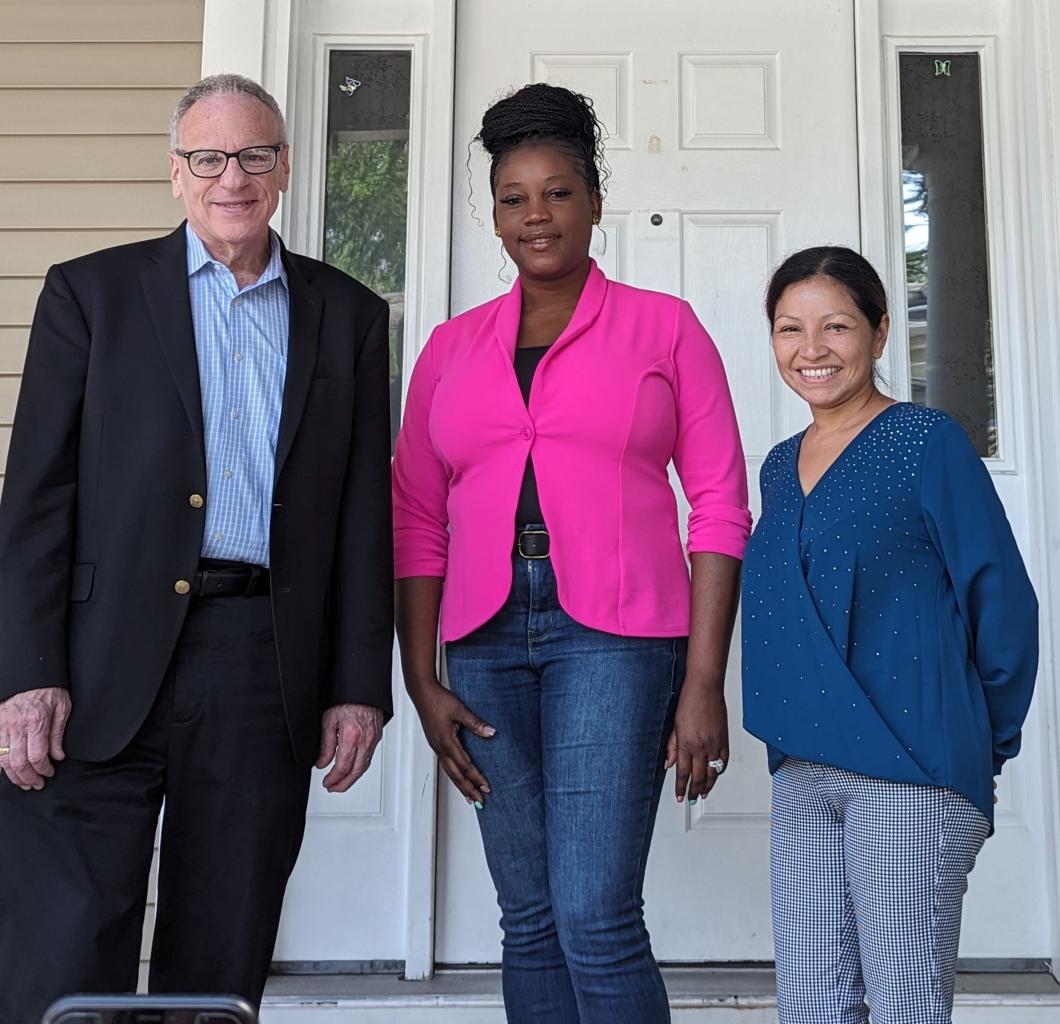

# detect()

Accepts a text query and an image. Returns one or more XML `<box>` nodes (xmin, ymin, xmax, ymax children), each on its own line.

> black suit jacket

<box><xmin>0</xmin><ymin>224</ymin><xmax>394</xmax><ymax>763</ymax></box>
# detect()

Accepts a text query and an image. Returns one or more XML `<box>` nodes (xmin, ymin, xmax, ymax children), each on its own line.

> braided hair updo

<box><xmin>476</xmin><ymin>83</ymin><xmax>607</xmax><ymax>197</ymax></box>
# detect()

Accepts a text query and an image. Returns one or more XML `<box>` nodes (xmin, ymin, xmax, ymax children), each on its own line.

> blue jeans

<box><xmin>445</xmin><ymin>550</ymin><xmax>685</xmax><ymax>1024</ymax></box>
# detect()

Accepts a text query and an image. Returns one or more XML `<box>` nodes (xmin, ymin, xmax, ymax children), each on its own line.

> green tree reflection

<box><xmin>323</xmin><ymin>137</ymin><xmax>409</xmax><ymax>445</ymax></box>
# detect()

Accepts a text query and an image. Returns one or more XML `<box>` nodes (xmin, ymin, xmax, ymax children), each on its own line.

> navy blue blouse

<box><xmin>741</xmin><ymin>403</ymin><xmax>1038</xmax><ymax>825</ymax></box>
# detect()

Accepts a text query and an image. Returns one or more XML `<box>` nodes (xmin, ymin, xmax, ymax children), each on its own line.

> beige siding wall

<box><xmin>0</xmin><ymin>0</ymin><xmax>204</xmax><ymax>494</ymax></box>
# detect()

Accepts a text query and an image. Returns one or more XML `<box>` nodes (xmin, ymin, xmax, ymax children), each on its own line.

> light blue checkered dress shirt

<box><xmin>186</xmin><ymin>225</ymin><xmax>289</xmax><ymax>567</ymax></box>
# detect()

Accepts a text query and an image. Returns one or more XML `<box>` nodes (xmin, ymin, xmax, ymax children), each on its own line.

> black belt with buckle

<box><xmin>193</xmin><ymin>560</ymin><xmax>270</xmax><ymax>597</ymax></box>
<box><xmin>516</xmin><ymin>528</ymin><xmax>550</xmax><ymax>559</ymax></box>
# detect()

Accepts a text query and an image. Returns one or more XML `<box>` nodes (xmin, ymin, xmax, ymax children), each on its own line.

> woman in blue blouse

<box><xmin>742</xmin><ymin>246</ymin><xmax>1038</xmax><ymax>1024</ymax></box>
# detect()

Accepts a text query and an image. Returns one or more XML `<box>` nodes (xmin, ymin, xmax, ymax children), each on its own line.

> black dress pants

<box><xmin>0</xmin><ymin>594</ymin><xmax>312</xmax><ymax>1024</ymax></box>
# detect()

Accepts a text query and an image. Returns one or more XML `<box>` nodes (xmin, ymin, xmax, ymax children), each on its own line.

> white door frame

<box><xmin>856</xmin><ymin>0</ymin><xmax>1060</xmax><ymax>973</ymax></box>
<box><xmin>1009</xmin><ymin>0</ymin><xmax>1060</xmax><ymax>979</ymax></box>
<box><xmin>201</xmin><ymin>0</ymin><xmax>456</xmax><ymax>980</ymax></box>
<box><xmin>201</xmin><ymin>0</ymin><xmax>1060</xmax><ymax>978</ymax></box>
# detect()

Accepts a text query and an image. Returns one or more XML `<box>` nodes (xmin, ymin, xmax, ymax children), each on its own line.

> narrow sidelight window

<box><xmin>899</xmin><ymin>52</ymin><xmax>997</xmax><ymax>456</ymax></box>
<box><xmin>323</xmin><ymin>50</ymin><xmax>412</xmax><ymax>449</ymax></box>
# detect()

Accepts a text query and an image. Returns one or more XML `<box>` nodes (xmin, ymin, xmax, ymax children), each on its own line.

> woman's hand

<box><xmin>396</xmin><ymin>577</ymin><xmax>494</xmax><ymax>805</ymax></box>
<box><xmin>411</xmin><ymin>681</ymin><xmax>495</xmax><ymax>806</ymax></box>
<box><xmin>670</xmin><ymin>552</ymin><xmax>739</xmax><ymax>805</ymax></box>
<box><xmin>665</xmin><ymin>684</ymin><xmax>729</xmax><ymax>804</ymax></box>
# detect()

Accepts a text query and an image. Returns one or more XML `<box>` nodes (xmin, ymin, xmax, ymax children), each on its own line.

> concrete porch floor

<box><xmin>261</xmin><ymin>966</ymin><xmax>1060</xmax><ymax>1022</ymax></box>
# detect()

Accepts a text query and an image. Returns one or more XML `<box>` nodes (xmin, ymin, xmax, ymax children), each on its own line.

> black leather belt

<box><xmin>193</xmin><ymin>561</ymin><xmax>270</xmax><ymax>597</ymax></box>
<box><xmin>516</xmin><ymin>528</ymin><xmax>550</xmax><ymax>559</ymax></box>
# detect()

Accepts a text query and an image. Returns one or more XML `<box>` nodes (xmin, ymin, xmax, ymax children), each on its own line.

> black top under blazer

<box><xmin>0</xmin><ymin>224</ymin><xmax>395</xmax><ymax>764</ymax></box>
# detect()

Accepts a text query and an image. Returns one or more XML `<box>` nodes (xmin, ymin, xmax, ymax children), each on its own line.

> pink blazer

<box><xmin>392</xmin><ymin>262</ymin><xmax>751</xmax><ymax>643</ymax></box>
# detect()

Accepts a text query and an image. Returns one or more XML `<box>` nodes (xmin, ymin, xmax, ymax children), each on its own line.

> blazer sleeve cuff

<box><xmin>686</xmin><ymin>507</ymin><xmax>752</xmax><ymax>561</ymax></box>
<box><xmin>394</xmin><ymin>557</ymin><xmax>447</xmax><ymax>579</ymax></box>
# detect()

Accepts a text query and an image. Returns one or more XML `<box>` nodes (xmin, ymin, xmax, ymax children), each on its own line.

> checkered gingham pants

<box><xmin>770</xmin><ymin>758</ymin><xmax>990</xmax><ymax>1024</ymax></box>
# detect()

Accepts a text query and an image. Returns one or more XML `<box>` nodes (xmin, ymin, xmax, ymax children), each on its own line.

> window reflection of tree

<box><xmin>322</xmin><ymin>49</ymin><xmax>412</xmax><ymax>451</ymax></box>
<box><xmin>323</xmin><ymin>137</ymin><xmax>409</xmax><ymax>445</ymax></box>
<box><xmin>900</xmin><ymin>53</ymin><xmax>997</xmax><ymax>456</ymax></box>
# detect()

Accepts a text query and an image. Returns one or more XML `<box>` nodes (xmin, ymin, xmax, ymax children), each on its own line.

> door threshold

<box><xmin>262</xmin><ymin>964</ymin><xmax>1060</xmax><ymax>1019</ymax></box>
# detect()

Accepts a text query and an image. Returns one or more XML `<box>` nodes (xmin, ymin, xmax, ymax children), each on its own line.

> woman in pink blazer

<box><xmin>393</xmin><ymin>84</ymin><xmax>750</xmax><ymax>1024</ymax></box>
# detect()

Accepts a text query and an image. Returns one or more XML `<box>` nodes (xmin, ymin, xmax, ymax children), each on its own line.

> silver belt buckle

<box><xmin>517</xmin><ymin>529</ymin><xmax>549</xmax><ymax>559</ymax></box>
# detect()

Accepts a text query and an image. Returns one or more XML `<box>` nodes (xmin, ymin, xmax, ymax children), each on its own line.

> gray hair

<box><xmin>170</xmin><ymin>73</ymin><xmax>287</xmax><ymax>150</ymax></box>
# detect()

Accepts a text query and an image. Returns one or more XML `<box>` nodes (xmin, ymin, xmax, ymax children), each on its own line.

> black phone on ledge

<box><xmin>41</xmin><ymin>994</ymin><xmax>257</xmax><ymax>1024</ymax></box>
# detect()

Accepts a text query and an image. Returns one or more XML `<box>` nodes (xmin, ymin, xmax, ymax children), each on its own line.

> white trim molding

<box><xmin>201</xmin><ymin>0</ymin><xmax>457</xmax><ymax>982</ymax></box>
<box><xmin>1012</xmin><ymin>0</ymin><xmax>1060</xmax><ymax>981</ymax></box>
<box><xmin>202</xmin><ymin>0</ymin><xmax>268</xmax><ymax>80</ymax></box>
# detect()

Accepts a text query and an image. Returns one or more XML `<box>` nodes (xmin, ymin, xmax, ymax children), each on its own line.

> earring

<box><xmin>591</xmin><ymin>221</ymin><xmax>608</xmax><ymax>258</ymax></box>
<box><xmin>495</xmin><ymin>228</ymin><xmax>501</xmax><ymax>237</ymax></box>
<box><xmin>592</xmin><ymin>215</ymin><xmax>601</xmax><ymax>225</ymax></box>
<box><xmin>498</xmin><ymin>247</ymin><xmax>514</xmax><ymax>286</ymax></box>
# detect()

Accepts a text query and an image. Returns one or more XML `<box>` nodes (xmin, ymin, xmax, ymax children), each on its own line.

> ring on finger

<box><xmin>707</xmin><ymin>757</ymin><xmax>726</xmax><ymax>774</ymax></box>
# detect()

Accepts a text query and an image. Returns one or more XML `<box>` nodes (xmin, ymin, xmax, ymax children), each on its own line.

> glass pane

<box><xmin>899</xmin><ymin>52</ymin><xmax>996</xmax><ymax>456</ymax></box>
<box><xmin>322</xmin><ymin>50</ymin><xmax>412</xmax><ymax>449</ymax></box>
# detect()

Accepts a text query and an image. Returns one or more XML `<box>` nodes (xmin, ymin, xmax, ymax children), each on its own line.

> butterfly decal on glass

<box><xmin>934</xmin><ymin>59</ymin><xmax>952</xmax><ymax>78</ymax></box>
<box><xmin>338</xmin><ymin>77</ymin><xmax>362</xmax><ymax>96</ymax></box>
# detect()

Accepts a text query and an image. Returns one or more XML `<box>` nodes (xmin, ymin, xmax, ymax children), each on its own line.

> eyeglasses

<box><xmin>175</xmin><ymin>145</ymin><xmax>285</xmax><ymax>178</ymax></box>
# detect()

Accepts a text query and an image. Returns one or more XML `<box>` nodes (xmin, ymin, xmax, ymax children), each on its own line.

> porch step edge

<box><xmin>261</xmin><ymin>965</ymin><xmax>1060</xmax><ymax>1013</ymax></box>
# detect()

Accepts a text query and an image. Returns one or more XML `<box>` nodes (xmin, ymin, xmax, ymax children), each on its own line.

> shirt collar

<box><xmin>185</xmin><ymin>224</ymin><xmax>288</xmax><ymax>291</ymax></box>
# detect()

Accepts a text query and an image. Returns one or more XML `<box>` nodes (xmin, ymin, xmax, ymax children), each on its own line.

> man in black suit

<box><xmin>0</xmin><ymin>74</ymin><xmax>393</xmax><ymax>1022</ymax></box>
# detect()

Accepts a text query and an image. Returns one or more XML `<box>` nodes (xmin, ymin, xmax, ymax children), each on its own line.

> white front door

<box><xmin>438</xmin><ymin>0</ymin><xmax>1053</xmax><ymax>967</ymax></box>
<box><xmin>439</xmin><ymin>0</ymin><xmax>862</xmax><ymax>963</ymax></box>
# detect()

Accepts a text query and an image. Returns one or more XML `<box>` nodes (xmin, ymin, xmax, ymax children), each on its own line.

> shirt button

<box><xmin>188</xmin><ymin>493</ymin><xmax>205</xmax><ymax>509</ymax></box>
<box><xmin>234</xmin><ymin>297</ymin><xmax>243</xmax><ymax>307</ymax></box>
<box><xmin>223</xmin><ymin>468</ymin><xmax>233</xmax><ymax>479</ymax></box>
<box><xmin>214</xmin><ymin>531</ymin><xmax>223</xmax><ymax>541</ymax></box>
<box><xmin>174</xmin><ymin>579</ymin><xmax>191</xmax><ymax>595</ymax></box>
<box><xmin>231</xmin><ymin>409</ymin><xmax>240</xmax><ymax>420</ymax></box>
<box><xmin>520</xmin><ymin>427</ymin><xmax>533</xmax><ymax>441</ymax></box>
<box><xmin>235</xmin><ymin>351</ymin><xmax>244</xmax><ymax>362</ymax></box>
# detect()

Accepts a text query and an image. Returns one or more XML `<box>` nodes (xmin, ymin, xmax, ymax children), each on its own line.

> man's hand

<box><xmin>316</xmin><ymin>703</ymin><xmax>385</xmax><ymax>793</ymax></box>
<box><xmin>0</xmin><ymin>687</ymin><xmax>72</xmax><ymax>790</ymax></box>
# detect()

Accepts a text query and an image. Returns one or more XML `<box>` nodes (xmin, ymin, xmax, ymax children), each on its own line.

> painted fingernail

<box><xmin>481</xmin><ymin>785</ymin><xmax>491</xmax><ymax>794</ymax></box>
<box><xmin>689</xmin><ymin>797</ymin><xmax>698</xmax><ymax>805</ymax></box>
<box><xmin>474</xmin><ymin>800</ymin><xmax>484</xmax><ymax>810</ymax></box>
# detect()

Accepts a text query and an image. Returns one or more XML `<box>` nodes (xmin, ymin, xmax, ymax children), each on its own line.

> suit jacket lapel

<box><xmin>275</xmin><ymin>246</ymin><xmax>322</xmax><ymax>481</ymax></box>
<box><xmin>140</xmin><ymin>224</ymin><xmax>206</xmax><ymax>467</ymax></box>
